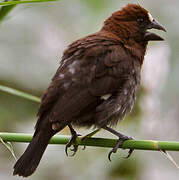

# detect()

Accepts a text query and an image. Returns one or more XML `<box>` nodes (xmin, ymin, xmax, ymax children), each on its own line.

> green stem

<box><xmin>1</xmin><ymin>132</ymin><xmax>179</xmax><ymax>151</ymax></box>
<box><xmin>0</xmin><ymin>85</ymin><xmax>40</xmax><ymax>103</ymax></box>
<box><xmin>0</xmin><ymin>0</ymin><xmax>58</xmax><ymax>6</ymax></box>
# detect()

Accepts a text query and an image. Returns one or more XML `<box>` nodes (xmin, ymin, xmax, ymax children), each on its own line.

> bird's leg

<box><xmin>81</xmin><ymin>128</ymin><xmax>101</xmax><ymax>150</ymax></box>
<box><xmin>102</xmin><ymin>126</ymin><xmax>134</xmax><ymax>161</ymax></box>
<box><xmin>82</xmin><ymin>128</ymin><xmax>101</xmax><ymax>139</ymax></box>
<box><xmin>65</xmin><ymin>124</ymin><xmax>81</xmax><ymax>157</ymax></box>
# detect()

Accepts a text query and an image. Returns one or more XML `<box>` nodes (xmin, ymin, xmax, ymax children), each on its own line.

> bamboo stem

<box><xmin>1</xmin><ymin>132</ymin><xmax>179</xmax><ymax>151</ymax></box>
<box><xmin>0</xmin><ymin>0</ymin><xmax>58</xmax><ymax>6</ymax></box>
<box><xmin>0</xmin><ymin>85</ymin><xmax>40</xmax><ymax>103</ymax></box>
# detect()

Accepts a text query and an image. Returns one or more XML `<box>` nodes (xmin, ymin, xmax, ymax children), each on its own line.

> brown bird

<box><xmin>13</xmin><ymin>4</ymin><xmax>166</xmax><ymax>177</ymax></box>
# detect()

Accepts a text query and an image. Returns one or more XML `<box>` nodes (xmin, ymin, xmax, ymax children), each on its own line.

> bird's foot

<box><xmin>65</xmin><ymin>131</ymin><xmax>81</xmax><ymax>157</ymax></box>
<box><xmin>108</xmin><ymin>135</ymin><xmax>134</xmax><ymax>161</ymax></box>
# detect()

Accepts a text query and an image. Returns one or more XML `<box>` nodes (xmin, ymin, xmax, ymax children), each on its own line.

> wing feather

<box><xmin>36</xmin><ymin>34</ymin><xmax>133</xmax><ymax>129</ymax></box>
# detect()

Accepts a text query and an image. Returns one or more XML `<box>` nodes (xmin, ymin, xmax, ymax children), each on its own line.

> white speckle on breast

<box><xmin>68</xmin><ymin>61</ymin><xmax>78</xmax><ymax>74</ymax></box>
<box><xmin>59</xmin><ymin>74</ymin><xmax>64</xmax><ymax>78</ymax></box>
<box><xmin>69</xmin><ymin>68</ymin><xmax>75</xmax><ymax>74</ymax></box>
<box><xmin>101</xmin><ymin>94</ymin><xmax>112</xmax><ymax>100</ymax></box>
<box><xmin>124</xmin><ymin>89</ymin><xmax>128</xmax><ymax>95</ymax></box>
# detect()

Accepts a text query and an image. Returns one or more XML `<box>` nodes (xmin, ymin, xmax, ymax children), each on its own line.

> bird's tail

<box><xmin>13</xmin><ymin>130</ymin><xmax>53</xmax><ymax>177</ymax></box>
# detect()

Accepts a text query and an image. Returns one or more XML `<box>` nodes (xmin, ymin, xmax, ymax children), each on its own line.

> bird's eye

<box><xmin>137</xmin><ymin>18</ymin><xmax>144</xmax><ymax>23</ymax></box>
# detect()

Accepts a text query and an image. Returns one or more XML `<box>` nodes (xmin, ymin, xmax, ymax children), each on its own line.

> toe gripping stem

<box><xmin>103</xmin><ymin>126</ymin><xmax>134</xmax><ymax>161</ymax></box>
<box><xmin>65</xmin><ymin>124</ymin><xmax>80</xmax><ymax>157</ymax></box>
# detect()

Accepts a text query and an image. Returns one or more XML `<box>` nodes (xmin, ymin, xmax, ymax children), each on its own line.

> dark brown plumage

<box><xmin>13</xmin><ymin>4</ymin><xmax>166</xmax><ymax>177</ymax></box>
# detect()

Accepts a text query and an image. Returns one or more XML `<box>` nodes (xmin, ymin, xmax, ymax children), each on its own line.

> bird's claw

<box><xmin>108</xmin><ymin>136</ymin><xmax>134</xmax><ymax>161</ymax></box>
<box><xmin>108</xmin><ymin>149</ymin><xmax>114</xmax><ymax>162</ymax></box>
<box><xmin>124</xmin><ymin>149</ymin><xmax>134</xmax><ymax>159</ymax></box>
<box><xmin>108</xmin><ymin>138</ymin><xmax>123</xmax><ymax>161</ymax></box>
<box><xmin>65</xmin><ymin>133</ymin><xmax>81</xmax><ymax>157</ymax></box>
<box><xmin>68</xmin><ymin>145</ymin><xmax>79</xmax><ymax>157</ymax></box>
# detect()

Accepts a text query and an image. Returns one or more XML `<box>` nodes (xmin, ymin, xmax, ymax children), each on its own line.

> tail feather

<box><xmin>13</xmin><ymin>131</ymin><xmax>53</xmax><ymax>177</ymax></box>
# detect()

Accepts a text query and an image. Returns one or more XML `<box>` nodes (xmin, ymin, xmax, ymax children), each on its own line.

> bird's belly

<box><xmin>109</xmin><ymin>76</ymin><xmax>140</xmax><ymax>126</ymax></box>
<box><xmin>119</xmin><ymin>83</ymin><xmax>138</xmax><ymax>116</ymax></box>
<box><xmin>72</xmin><ymin>73</ymin><xmax>140</xmax><ymax>128</ymax></box>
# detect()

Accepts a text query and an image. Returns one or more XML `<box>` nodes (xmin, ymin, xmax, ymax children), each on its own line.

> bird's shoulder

<box><xmin>56</xmin><ymin>33</ymin><xmax>134</xmax><ymax>80</ymax></box>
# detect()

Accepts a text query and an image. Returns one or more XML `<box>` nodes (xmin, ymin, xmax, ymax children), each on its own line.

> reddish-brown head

<box><xmin>102</xmin><ymin>4</ymin><xmax>166</xmax><ymax>43</ymax></box>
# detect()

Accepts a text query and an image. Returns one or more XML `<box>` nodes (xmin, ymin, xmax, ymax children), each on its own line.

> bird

<box><xmin>13</xmin><ymin>3</ymin><xmax>166</xmax><ymax>177</ymax></box>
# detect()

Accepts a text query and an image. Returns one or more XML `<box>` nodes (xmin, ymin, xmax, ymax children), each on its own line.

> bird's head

<box><xmin>102</xmin><ymin>4</ymin><xmax>166</xmax><ymax>43</ymax></box>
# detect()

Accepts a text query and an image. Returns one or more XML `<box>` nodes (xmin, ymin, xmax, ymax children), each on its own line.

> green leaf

<box><xmin>0</xmin><ymin>4</ymin><xmax>16</xmax><ymax>23</ymax></box>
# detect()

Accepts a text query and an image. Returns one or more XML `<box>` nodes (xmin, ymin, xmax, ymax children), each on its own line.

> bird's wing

<box><xmin>36</xmin><ymin>35</ymin><xmax>134</xmax><ymax>129</ymax></box>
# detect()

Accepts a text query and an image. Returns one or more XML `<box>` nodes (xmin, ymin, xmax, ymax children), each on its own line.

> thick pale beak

<box><xmin>145</xmin><ymin>19</ymin><xmax>166</xmax><ymax>41</ymax></box>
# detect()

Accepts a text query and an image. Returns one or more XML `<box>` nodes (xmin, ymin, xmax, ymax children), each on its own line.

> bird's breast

<box><xmin>116</xmin><ymin>66</ymin><xmax>141</xmax><ymax>120</ymax></box>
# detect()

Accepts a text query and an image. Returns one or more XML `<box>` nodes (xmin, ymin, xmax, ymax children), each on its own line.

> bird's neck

<box><xmin>99</xmin><ymin>29</ymin><xmax>147</xmax><ymax>65</ymax></box>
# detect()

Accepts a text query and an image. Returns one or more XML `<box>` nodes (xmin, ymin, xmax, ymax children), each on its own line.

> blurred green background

<box><xmin>0</xmin><ymin>0</ymin><xmax>179</xmax><ymax>179</ymax></box>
